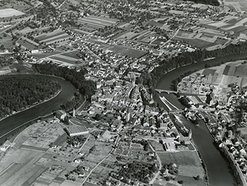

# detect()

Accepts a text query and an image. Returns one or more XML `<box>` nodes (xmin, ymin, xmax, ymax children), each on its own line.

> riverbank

<box><xmin>0</xmin><ymin>74</ymin><xmax>77</xmax><ymax>145</ymax></box>
<box><xmin>0</xmin><ymin>88</ymin><xmax>62</xmax><ymax>124</ymax></box>
<box><xmin>0</xmin><ymin>112</ymin><xmax>54</xmax><ymax>146</ymax></box>
<box><xmin>154</xmin><ymin>58</ymin><xmax>240</xmax><ymax>185</ymax></box>
<box><xmin>0</xmin><ymin>73</ymin><xmax>63</xmax><ymax>119</ymax></box>
<box><xmin>151</xmin><ymin>48</ymin><xmax>247</xmax><ymax>88</ymax></box>
<box><xmin>0</xmin><ymin>89</ymin><xmax>62</xmax><ymax>146</ymax></box>
<box><xmin>174</xmin><ymin>61</ymin><xmax>247</xmax><ymax>186</ymax></box>
<box><xmin>205</xmin><ymin>114</ymin><xmax>246</xmax><ymax>186</ymax></box>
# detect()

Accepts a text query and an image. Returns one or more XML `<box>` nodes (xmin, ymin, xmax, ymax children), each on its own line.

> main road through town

<box><xmin>155</xmin><ymin>62</ymin><xmax>237</xmax><ymax>186</ymax></box>
<box><xmin>0</xmin><ymin>74</ymin><xmax>77</xmax><ymax>144</ymax></box>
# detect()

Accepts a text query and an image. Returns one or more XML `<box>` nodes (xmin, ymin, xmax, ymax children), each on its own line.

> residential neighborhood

<box><xmin>0</xmin><ymin>0</ymin><xmax>247</xmax><ymax>186</ymax></box>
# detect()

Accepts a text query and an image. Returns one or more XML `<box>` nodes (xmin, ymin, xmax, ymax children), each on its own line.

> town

<box><xmin>0</xmin><ymin>0</ymin><xmax>247</xmax><ymax>186</ymax></box>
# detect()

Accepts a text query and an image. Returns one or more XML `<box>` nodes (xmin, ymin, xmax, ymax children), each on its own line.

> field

<box><xmin>158</xmin><ymin>151</ymin><xmax>201</xmax><ymax>166</ymax></box>
<box><xmin>175</xmin><ymin>37</ymin><xmax>213</xmax><ymax>48</ymax></box>
<box><xmin>73</xmin><ymin>28</ymin><xmax>93</xmax><ymax>35</ymax></box>
<box><xmin>214</xmin><ymin>37</ymin><xmax>228</xmax><ymax>45</ymax></box>
<box><xmin>62</xmin><ymin>50</ymin><xmax>81</xmax><ymax>59</ymax></box>
<box><xmin>0</xmin><ymin>23</ymin><xmax>14</xmax><ymax>32</ymax></box>
<box><xmin>0</xmin><ymin>34</ymin><xmax>14</xmax><ymax>49</ymax></box>
<box><xmin>108</xmin><ymin>45</ymin><xmax>147</xmax><ymax>58</ymax></box>
<box><xmin>42</xmin><ymin>34</ymin><xmax>69</xmax><ymax>43</ymax></box>
<box><xmin>0</xmin><ymin>0</ymin><xmax>32</xmax><ymax>12</ymax></box>
<box><xmin>222</xmin><ymin>17</ymin><xmax>247</xmax><ymax>31</ymax></box>
<box><xmin>17</xmin><ymin>39</ymin><xmax>38</xmax><ymax>50</ymax></box>
<box><xmin>174</xmin><ymin>28</ymin><xmax>223</xmax><ymax>49</ymax></box>
<box><xmin>36</xmin><ymin>29</ymin><xmax>64</xmax><ymax>40</ymax></box>
<box><xmin>116</xmin><ymin>31</ymin><xmax>139</xmax><ymax>40</ymax></box>
<box><xmin>157</xmin><ymin>151</ymin><xmax>206</xmax><ymax>186</ymax></box>
<box><xmin>177</xmin><ymin>175</ymin><xmax>207</xmax><ymax>186</ymax></box>
<box><xmin>0</xmin><ymin>155</ymin><xmax>47</xmax><ymax>186</ymax></box>
<box><xmin>35</xmin><ymin>29</ymin><xmax>70</xmax><ymax>44</ymax></box>
<box><xmin>224</xmin><ymin>0</ymin><xmax>247</xmax><ymax>12</ymax></box>
<box><xmin>48</xmin><ymin>52</ymin><xmax>84</xmax><ymax>66</ymax></box>
<box><xmin>84</xmin><ymin>182</ymin><xmax>98</xmax><ymax>186</ymax></box>
<box><xmin>0</xmin><ymin>119</ymin><xmax>84</xmax><ymax>186</ymax></box>
<box><xmin>151</xmin><ymin>38</ymin><xmax>167</xmax><ymax>46</ymax></box>
<box><xmin>13</xmin><ymin>27</ymin><xmax>34</xmax><ymax>35</ymax></box>
<box><xmin>0</xmin><ymin>8</ymin><xmax>25</xmax><ymax>18</ymax></box>
<box><xmin>30</xmin><ymin>51</ymin><xmax>61</xmax><ymax>59</ymax></box>
<box><xmin>78</xmin><ymin>16</ymin><xmax>118</xmax><ymax>30</ymax></box>
<box><xmin>49</xmin><ymin>56</ymin><xmax>80</xmax><ymax>65</ymax></box>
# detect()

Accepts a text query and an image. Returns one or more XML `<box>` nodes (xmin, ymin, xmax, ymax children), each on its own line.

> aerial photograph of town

<box><xmin>1</xmin><ymin>0</ymin><xmax>247</xmax><ymax>186</ymax></box>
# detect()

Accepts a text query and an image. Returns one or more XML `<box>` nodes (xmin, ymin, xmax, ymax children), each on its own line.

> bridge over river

<box><xmin>155</xmin><ymin>62</ymin><xmax>237</xmax><ymax>186</ymax></box>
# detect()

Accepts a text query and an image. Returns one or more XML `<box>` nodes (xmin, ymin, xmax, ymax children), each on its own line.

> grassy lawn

<box><xmin>49</xmin><ymin>56</ymin><xmax>81</xmax><ymax>65</ymax></box>
<box><xmin>108</xmin><ymin>45</ymin><xmax>147</xmax><ymax>58</ymax></box>
<box><xmin>30</xmin><ymin>51</ymin><xmax>61</xmax><ymax>59</ymax></box>
<box><xmin>177</xmin><ymin>175</ymin><xmax>206</xmax><ymax>186</ymax></box>
<box><xmin>35</xmin><ymin>30</ymin><xmax>65</xmax><ymax>41</ymax></box>
<box><xmin>62</xmin><ymin>50</ymin><xmax>81</xmax><ymax>59</ymax></box>
<box><xmin>41</xmin><ymin>34</ymin><xmax>70</xmax><ymax>43</ymax></box>
<box><xmin>0</xmin><ymin>8</ymin><xmax>25</xmax><ymax>18</ymax></box>
<box><xmin>158</xmin><ymin>151</ymin><xmax>206</xmax><ymax>186</ymax></box>
<box><xmin>175</xmin><ymin>37</ymin><xmax>213</xmax><ymax>49</ymax></box>
<box><xmin>158</xmin><ymin>151</ymin><xmax>201</xmax><ymax>166</ymax></box>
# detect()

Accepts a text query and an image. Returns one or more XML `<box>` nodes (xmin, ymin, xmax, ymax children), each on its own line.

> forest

<box><xmin>0</xmin><ymin>76</ymin><xmax>61</xmax><ymax>119</ymax></box>
<box><xmin>185</xmin><ymin>0</ymin><xmax>220</xmax><ymax>6</ymax></box>
<box><xmin>33</xmin><ymin>63</ymin><xmax>97</xmax><ymax>100</ymax></box>
<box><xmin>142</xmin><ymin>41</ymin><xmax>247</xmax><ymax>89</ymax></box>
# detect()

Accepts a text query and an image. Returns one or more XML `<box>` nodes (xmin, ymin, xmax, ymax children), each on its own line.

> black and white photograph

<box><xmin>0</xmin><ymin>0</ymin><xmax>246</xmax><ymax>185</ymax></box>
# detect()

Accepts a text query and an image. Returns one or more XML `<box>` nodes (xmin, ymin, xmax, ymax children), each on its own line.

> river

<box><xmin>0</xmin><ymin>74</ymin><xmax>77</xmax><ymax>144</ymax></box>
<box><xmin>156</xmin><ymin>64</ymin><xmax>238</xmax><ymax>186</ymax></box>
<box><xmin>0</xmin><ymin>65</ymin><xmax>239</xmax><ymax>185</ymax></box>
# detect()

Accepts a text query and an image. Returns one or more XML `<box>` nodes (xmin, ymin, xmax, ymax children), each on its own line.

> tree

<box><xmin>0</xmin><ymin>44</ymin><xmax>5</xmax><ymax>51</ymax></box>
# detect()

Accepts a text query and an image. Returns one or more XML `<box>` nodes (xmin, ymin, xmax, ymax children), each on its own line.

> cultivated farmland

<box><xmin>0</xmin><ymin>8</ymin><xmax>25</xmax><ymax>18</ymax></box>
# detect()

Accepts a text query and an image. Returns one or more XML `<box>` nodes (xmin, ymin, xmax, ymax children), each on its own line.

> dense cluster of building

<box><xmin>1</xmin><ymin>0</ymin><xmax>247</xmax><ymax>185</ymax></box>
<box><xmin>178</xmin><ymin>62</ymin><xmax>247</xmax><ymax>185</ymax></box>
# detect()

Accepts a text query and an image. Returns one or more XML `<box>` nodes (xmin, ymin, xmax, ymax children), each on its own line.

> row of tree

<box><xmin>0</xmin><ymin>76</ymin><xmax>61</xmax><ymax>118</ymax></box>
<box><xmin>145</xmin><ymin>42</ymin><xmax>247</xmax><ymax>88</ymax></box>
<box><xmin>33</xmin><ymin>63</ymin><xmax>97</xmax><ymax>100</ymax></box>
<box><xmin>185</xmin><ymin>0</ymin><xmax>220</xmax><ymax>6</ymax></box>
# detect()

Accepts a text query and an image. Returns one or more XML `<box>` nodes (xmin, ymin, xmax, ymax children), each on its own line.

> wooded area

<box><xmin>33</xmin><ymin>63</ymin><xmax>97</xmax><ymax>100</ymax></box>
<box><xmin>145</xmin><ymin>42</ymin><xmax>247</xmax><ymax>88</ymax></box>
<box><xmin>0</xmin><ymin>76</ymin><xmax>61</xmax><ymax>118</ymax></box>
<box><xmin>186</xmin><ymin>0</ymin><xmax>219</xmax><ymax>6</ymax></box>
